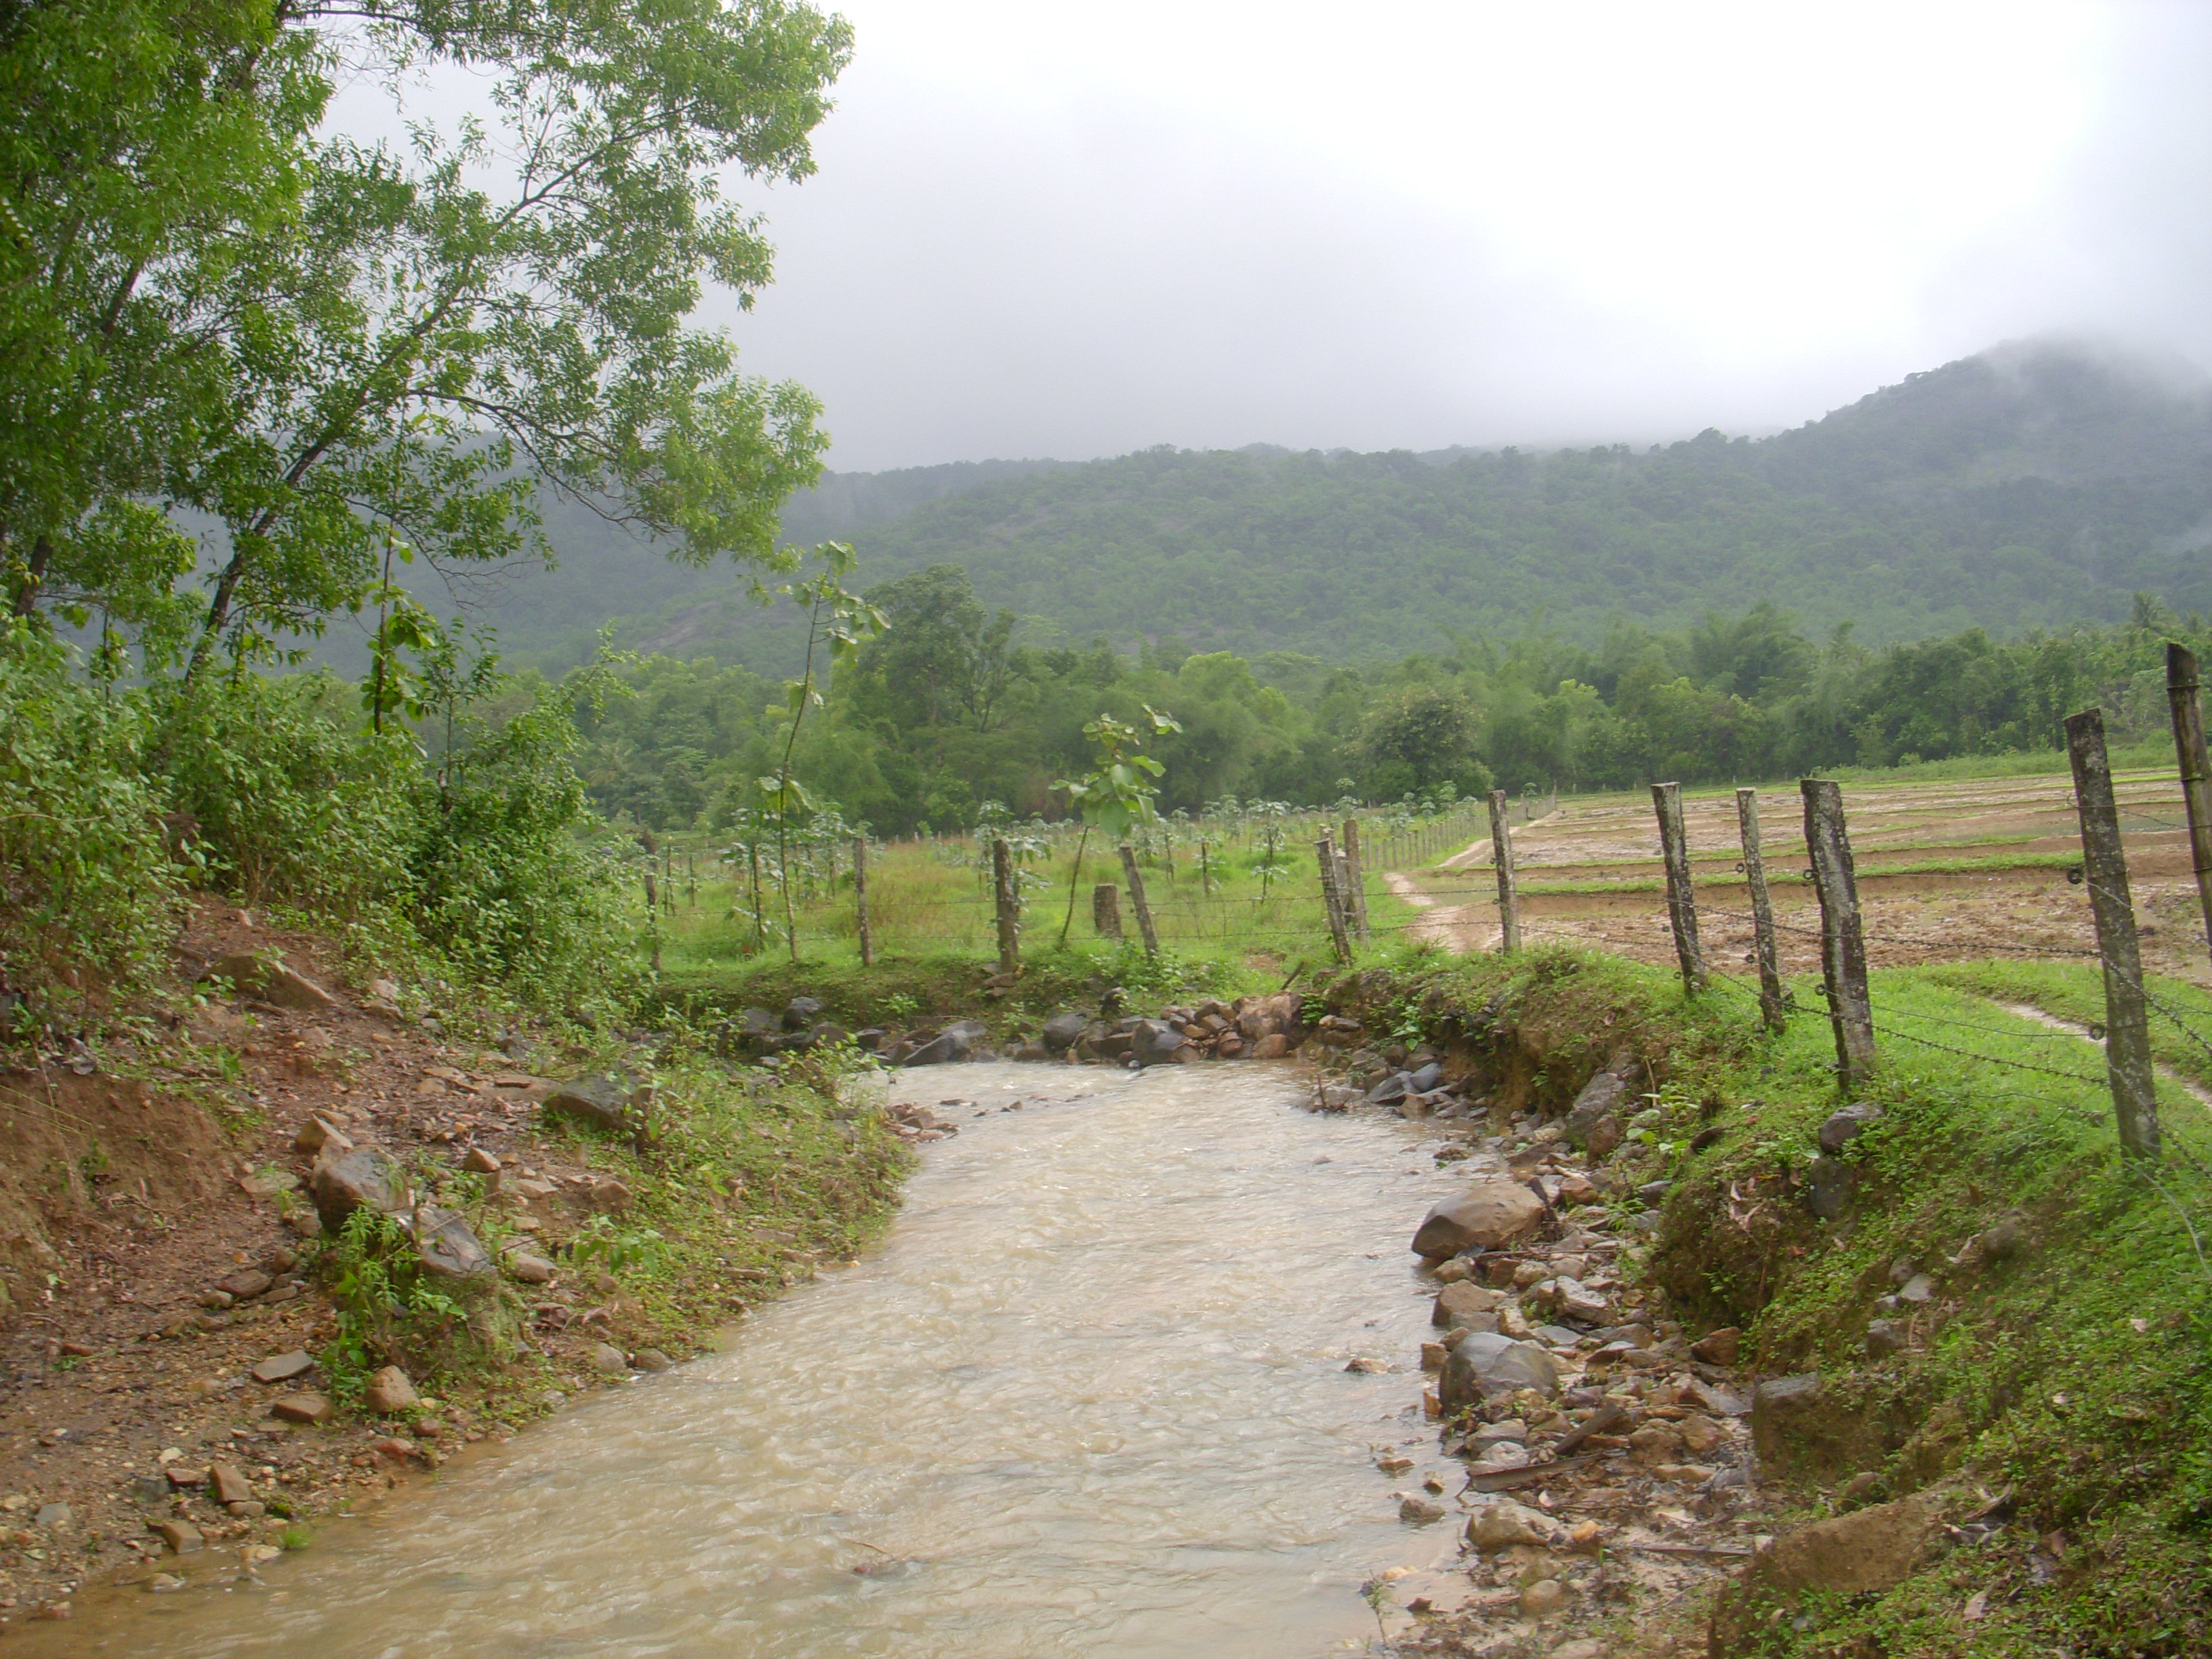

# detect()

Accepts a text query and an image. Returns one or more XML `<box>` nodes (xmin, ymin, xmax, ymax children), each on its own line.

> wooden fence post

<box><xmin>2165</xmin><ymin>642</ymin><xmax>2212</xmax><ymax>963</ymax></box>
<box><xmin>1652</xmin><ymin>782</ymin><xmax>1706</xmax><ymax>991</ymax></box>
<box><xmin>2065</xmin><ymin>708</ymin><xmax>2161</xmax><ymax>1159</ymax></box>
<box><xmin>853</xmin><ymin>836</ymin><xmax>873</xmax><ymax>967</ymax></box>
<box><xmin>1118</xmin><ymin>844</ymin><xmax>1160</xmax><ymax>958</ymax></box>
<box><xmin>1487</xmin><ymin>789</ymin><xmax>1521</xmax><ymax>953</ymax></box>
<box><xmin>1340</xmin><ymin>819</ymin><xmax>1371</xmax><ymax>943</ymax></box>
<box><xmin>991</xmin><ymin>837</ymin><xmax>1021</xmax><ymax>976</ymax></box>
<box><xmin>1800</xmin><ymin>779</ymin><xmax>1877</xmax><ymax>1090</ymax></box>
<box><xmin>1315</xmin><ymin>835</ymin><xmax>1353</xmax><ymax>963</ymax></box>
<box><xmin>1093</xmin><ymin>882</ymin><xmax>1123</xmax><ymax>939</ymax></box>
<box><xmin>1734</xmin><ymin>787</ymin><xmax>1786</xmax><ymax>1033</ymax></box>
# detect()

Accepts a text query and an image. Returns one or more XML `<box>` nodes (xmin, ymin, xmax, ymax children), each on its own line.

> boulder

<box><xmin>363</xmin><ymin>1366</ymin><xmax>418</xmax><ymax>1414</ymax></box>
<box><xmin>505</xmin><ymin>1250</ymin><xmax>556</xmax><ymax>1285</ymax></box>
<box><xmin>1441</xmin><ymin>1330</ymin><xmax>1562</xmax><ymax>1412</ymax></box>
<box><xmin>1247</xmin><ymin>1033</ymin><xmax>1290</xmax><ymax>1060</ymax></box>
<box><xmin>1432</xmin><ymin>1282</ymin><xmax>1502</xmax><ymax>1327</ymax></box>
<box><xmin>1467</xmin><ymin>1498</ymin><xmax>1559</xmax><ymax>1549</ymax></box>
<box><xmin>1412</xmin><ymin>1180</ymin><xmax>1547</xmax><ymax>1258</ymax></box>
<box><xmin>1805</xmin><ymin>1155</ymin><xmax>1855</xmax><ymax>1221</ymax></box>
<box><xmin>1708</xmin><ymin>1495</ymin><xmax>1942</xmax><ymax>1653</ymax></box>
<box><xmin>1128</xmin><ymin>1019</ymin><xmax>1191</xmax><ymax>1067</ymax></box>
<box><xmin>308</xmin><ymin>1146</ymin><xmax>406</xmax><ymax>1234</ymax></box>
<box><xmin>1041</xmin><ymin>1012</ymin><xmax>1088</xmax><ymax>1053</ymax></box>
<box><xmin>1565</xmin><ymin>1065</ymin><xmax>1635</xmax><ymax>1148</ymax></box>
<box><xmin>902</xmin><ymin>1019</ymin><xmax>990</xmax><ymax>1066</ymax></box>
<box><xmin>1367</xmin><ymin>1071</ymin><xmax>1416</xmax><ymax>1105</ymax></box>
<box><xmin>413</xmin><ymin>1208</ymin><xmax>494</xmax><ymax>1282</ymax></box>
<box><xmin>1818</xmin><ymin>1101</ymin><xmax>1885</xmax><ymax>1155</ymax></box>
<box><xmin>782</xmin><ymin>996</ymin><xmax>825</xmax><ymax>1031</ymax></box>
<box><xmin>541</xmin><ymin>1073</ymin><xmax>644</xmax><ymax>1138</ymax></box>
<box><xmin>201</xmin><ymin>953</ymin><xmax>334</xmax><ymax>1011</ymax></box>
<box><xmin>1690</xmin><ymin>1327</ymin><xmax>1742</xmax><ymax>1366</ymax></box>
<box><xmin>292</xmin><ymin>1116</ymin><xmax>349</xmax><ymax>1155</ymax></box>
<box><xmin>1407</xmin><ymin>1061</ymin><xmax>1443</xmax><ymax>1093</ymax></box>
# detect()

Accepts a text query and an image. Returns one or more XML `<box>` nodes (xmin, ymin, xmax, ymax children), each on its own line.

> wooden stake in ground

<box><xmin>1092</xmin><ymin>882</ymin><xmax>1123</xmax><ymax>939</ymax></box>
<box><xmin>1315</xmin><ymin>835</ymin><xmax>1353</xmax><ymax>963</ymax></box>
<box><xmin>853</xmin><ymin>836</ymin><xmax>872</xmax><ymax>967</ymax></box>
<box><xmin>1340</xmin><ymin>819</ymin><xmax>1372</xmax><ymax>943</ymax></box>
<box><xmin>1735</xmin><ymin>787</ymin><xmax>1786</xmax><ymax>1033</ymax></box>
<box><xmin>1651</xmin><ymin>782</ymin><xmax>1706</xmax><ymax>991</ymax></box>
<box><xmin>991</xmin><ymin>837</ymin><xmax>1021</xmax><ymax>977</ymax></box>
<box><xmin>1487</xmin><ymin>789</ymin><xmax>1521</xmax><ymax>954</ymax></box>
<box><xmin>1117</xmin><ymin>844</ymin><xmax>1160</xmax><ymax>958</ymax></box>
<box><xmin>2065</xmin><ymin>708</ymin><xmax>2162</xmax><ymax>1160</ymax></box>
<box><xmin>1799</xmin><ymin>778</ymin><xmax>1876</xmax><ymax>1090</ymax></box>
<box><xmin>2165</xmin><ymin>642</ymin><xmax>2212</xmax><ymax>962</ymax></box>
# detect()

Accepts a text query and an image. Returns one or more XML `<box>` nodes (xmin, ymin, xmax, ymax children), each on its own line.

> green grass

<box><xmin>1313</xmin><ymin>949</ymin><xmax>2212</xmax><ymax>1658</ymax></box>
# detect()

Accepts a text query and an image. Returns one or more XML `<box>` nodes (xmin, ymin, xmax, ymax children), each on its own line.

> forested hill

<box><xmin>509</xmin><ymin>338</ymin><xmax>2212</xmax><ymax>674</ymax></box>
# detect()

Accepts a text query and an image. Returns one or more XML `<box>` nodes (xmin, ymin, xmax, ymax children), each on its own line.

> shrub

<box><xmin>0</xmin><ymin>622</ymin><xmax>180</xmax><ymax>1017</ymax></box>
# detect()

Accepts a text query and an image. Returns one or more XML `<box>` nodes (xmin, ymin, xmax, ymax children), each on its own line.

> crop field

<box><xmin>1393</xmin><ymin>765</ymin><xmax>2212</xmax><ymax>987</ymax></box>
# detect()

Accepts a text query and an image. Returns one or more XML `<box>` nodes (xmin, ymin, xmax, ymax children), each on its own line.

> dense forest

<box><xmin>459</xmin><ymin>339</ymin><xmax>2212</xmax><ymax>678</ymax></box>
<box><xmin>567</xmin><ymin>569</ymin><xmax>2200</xmax><ymax>837</ymax></box>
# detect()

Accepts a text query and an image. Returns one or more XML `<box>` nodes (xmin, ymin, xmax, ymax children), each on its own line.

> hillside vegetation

<box><xmin>495</xmin><ymin>340</ymin><xmax>2212</xmax><ymax>676</ymax></box>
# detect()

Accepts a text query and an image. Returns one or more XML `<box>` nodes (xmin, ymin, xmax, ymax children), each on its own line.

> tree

<box><xmin>176</xmin><ymin>0</ymin><xmax>853</xmax><ymax>678</ymax></box>
<box><xmin>1054</xmin><ymin>705</ymin><xmax>1180</xmax><ymax>945</ymax></box>
<box><xmin>1361</xmin><ymin>685</ymin><xmax>1475</xmax><ymax>792</ymax></box>
<box><xmin>0</xmin><ymin>0</ymin><xmax>322</xmax><ymax>632</ymax></box>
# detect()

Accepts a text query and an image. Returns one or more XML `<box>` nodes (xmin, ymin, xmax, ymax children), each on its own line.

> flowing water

<box><xmin>39</xmin><ymin>1061</ymin><xmax>1473</xmax><ymax>1659</ymax></box>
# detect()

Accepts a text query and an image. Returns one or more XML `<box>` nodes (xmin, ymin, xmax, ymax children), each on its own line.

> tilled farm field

<box><xmin>1393</xmin><ymin>768</ymin><xmax>2212</xmax><ymax>987</ymax></box>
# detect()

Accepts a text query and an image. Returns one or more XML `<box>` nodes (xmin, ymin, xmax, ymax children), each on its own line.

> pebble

<box><xmin>32</xmin><ymin>1504</ymin><xmax>68</xmax><ymax>1529</ymax></box>
<box><xmin>209</xmin><ymin>1464</ymin><xmax>253</xmax><ymax>1507</ymax></box>
<box><xmin>1398</xmin><ymin>1495</ymin><xmax>1447</xmax><ymax>1523</ymax></box>
<box><xmin>152</xmin><ymin>1521</ymin><xmax>203</xmax><ymax>1555</ymax></box>
<box><xmin>632</xmin><ymin>1349</ymin><xmax>674</xmax><ymax>1373</ymax></box>
<box><xmin>505</xmin><ymin>1252</ymin><xmax>556</xmax><ymax>1284</ymax></box>
<box><xmin>588</xmin><ymin>1343</ymin><xmax>627</xmax><ymax>1374</ymax></box>
<box><xmin>462</xmin><ymin>1147</ymin><xmax>502</xmax><ymax>1174</ymax></box>
<box><xmin>148</xmin><ymin>1574</ymin><xmax>187</xmax><ymax>1593</ymax></box>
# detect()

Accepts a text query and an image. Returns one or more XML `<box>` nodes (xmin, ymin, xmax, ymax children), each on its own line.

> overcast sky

<box><xmin>672</xmin><ymin>1</ymin><xmax>2209</xmax><ymax>471</ymax></box>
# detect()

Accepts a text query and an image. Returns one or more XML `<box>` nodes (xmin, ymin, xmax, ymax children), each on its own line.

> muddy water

<box><xmin>41</xmin><ymin>1061</ymin><xmax>1467</xmax><ymax>1659</ymax></box>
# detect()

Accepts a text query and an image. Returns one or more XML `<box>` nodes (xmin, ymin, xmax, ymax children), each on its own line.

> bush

<box><xmin>0</xmin><ymin>622</ymin><xmax>180</xmax><ymax>1017</ymax></box>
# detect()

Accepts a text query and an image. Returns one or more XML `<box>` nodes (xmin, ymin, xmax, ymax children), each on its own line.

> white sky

<box><xmin>344</xmin><ymin>1</ymin><xmax>2212</xmax><ymax>469</ymax></box>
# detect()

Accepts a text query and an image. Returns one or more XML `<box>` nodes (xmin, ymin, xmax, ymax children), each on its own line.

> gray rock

<box><xmin>34</xmin><ymin>1503</ymin><xmax>69</xmax><ymax>1528</ymax></box>
<box><xmin>1565</xmin><ymin>1067</ymin><xmax>1633</xmax><ymax>1147</ymax></box>
<box><xmin>308</xmin><ymin>1145</ymin><xmax>406</xmax><ymax>1233</ymax></box>
<box><xmin>902</xmin><ymin>1019</ymin><xmax>990</xmax><ymax>1066</ymax></box>
<box><xmin>249</xmin><ymin>1350</ymin><xmax>314</xmax><ymax>1385</ymax></box>
<box><xmin>1412</xmin><ymin>1180</ymin><xmax>1547</xmax><ymax>1258</ymax></box>
<box><xmin>736</xmin><ymin>1008</ymin><xmax>780</xmax><ymax>1038</ymax></box>
<box><xmin>1128</xmin><ymin>1019</ymin><xmax>1191</xmax><ymax>1068</ymax></box>
<box><xmin>200</xmin><ymin>953</ymin><xmax>335</xmax><ymax>1010</ymax></box>
<box><xmin>1818</xmin><ymin>1101</ymin><xmax>1885</xmax><ymax>1155</ymax></box>
<box><xmin>414</xmin><ymin>1208</ymin><xmax>495</xmax><ymax>1281</ymax></box>
<box><xmin>1806</xmin><ymin>1155</ymin><xmax>1855</xmax><ymax>1220</ymax></box>
<box><xmin>808</xmin><ymin>1021</ymin><xmax>851</xmax><ymax>1048</ymax></box>
<box><xmin>1432</xmin><ymin>1282</ymin><xmax>1501</xmax><ymax>1327</ymax></box>
<box><xmin>1367</xmin><ymin>1071</ymin><xmax>1415</xmax><ymax>1105</ymax></box>
<box><xmin>505</xmin><ymin>1251</ymin><xmax>557</xmax><ymax>1284</ymax></box>
<box><xmin>1441</xmin><ymin>1330</ymin><xmax>1563</xmax><ymax>1412</ymax></box>
<box><xmin>541</xmin><ymin>1073</ymin><xmax>643</xmax><ymax>1137</ymax></box>
<box><xmin>1866</xmin><ymin>1319</ymin><xmax>1904</xmax><ymax>1357</ymax></box>
<box><xmin>782</xmin><ymin>996</ymin><xmax>825</xmax><ymax>1031</ymax></box>
<box><xmin>588</xmin><ymin>1343</ymin><xmax>628</xmax><ymax>1374</ymax></box>
<box><xmin>1636</xmin><ymin>1179</ymin><xmax>1672</xmax><ymax>1204</ymax></box>
<box><xmin>632</xmin><ymin>1348</ymin><xmax>674</xmax><ymax>1372</ymax></box>
<box><xmin>1896</xmin><ymin>1272</ymin><xmax>1936</xmax><ymax>1303</ymax></box>
<box><xmin>1042</xmin><ymin>1012</ymin><xmax>1088</xmax><ymax>1053</ymax></box>
<box><xmin>1399</xmin><ymin>1495</ymin><xmax>1448</xmax><ymax>1523</ymax></box>
<box><xmin>1408</xmin><ymin>1061</ymin><xmax>1443</xmax><ymax>1092</ymax></box>
<box><xmin>853</xmin><ymin>1027</ymin><xmax>885</xmax><ymax>1052</ymax></box>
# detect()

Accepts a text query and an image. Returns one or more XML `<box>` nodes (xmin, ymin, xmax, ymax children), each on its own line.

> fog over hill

<box><xmin>406</xmin><ymin>338</ymin><xmax>2212</xmax><ymax>678</ymax></box>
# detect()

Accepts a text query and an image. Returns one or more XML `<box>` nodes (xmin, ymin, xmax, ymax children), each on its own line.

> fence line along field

<box><xmin>640</xmin><ymin>795</ymin><xmax>1519</xmax><ymax>978</ymax></box>
<box><xmin>1392</xmin><ymin>765</ymin><xmax>2212</xmax><ymax>987</ymax></box>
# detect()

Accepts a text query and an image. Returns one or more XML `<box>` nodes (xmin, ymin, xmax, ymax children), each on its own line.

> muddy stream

<box><xmin>38</xmin><ymin>1061</ymin><xmax>1472</xmax><ymax>1658</ymax></box>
